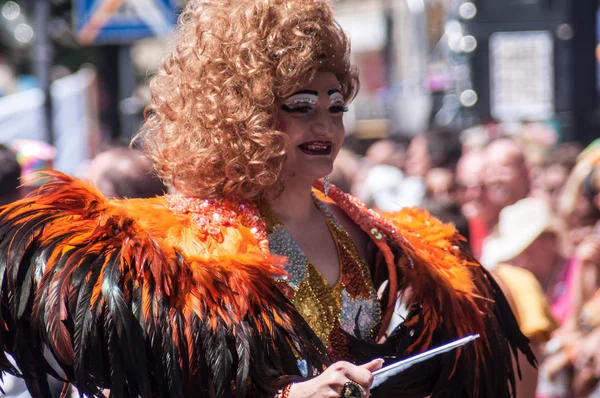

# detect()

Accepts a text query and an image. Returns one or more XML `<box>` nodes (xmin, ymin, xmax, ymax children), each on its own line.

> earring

<box><xmin>323</xmin><ymin>175</ymin><xmax>330</xmax><ymax>197</ymax></box>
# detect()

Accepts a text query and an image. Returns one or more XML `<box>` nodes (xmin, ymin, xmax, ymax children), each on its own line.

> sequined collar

<box><xmin>258</xmin><ymin>191</ymin><xmax>335</xmax><ymax>230</ymax></box>
<box><xmin>165</xmin><ymin>193</ymin><xmax>270</xmax><ymax>251</ymax></box>
<box><xmin>258</xmin><ymin>192</ymin><xmax>343</xmax><ymax>283</ymax></box>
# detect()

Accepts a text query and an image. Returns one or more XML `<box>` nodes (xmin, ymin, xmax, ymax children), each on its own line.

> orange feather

<box><xmin>0</xmin><ymin>172</ymin><xmax>328</xmax><ymax>398</ymax></box>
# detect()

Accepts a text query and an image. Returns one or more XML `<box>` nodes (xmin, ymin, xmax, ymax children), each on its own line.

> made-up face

<box><xmin>277</xmin><ymin>71</ymin><xmax>347</xmax><ymax>185</ymax></box>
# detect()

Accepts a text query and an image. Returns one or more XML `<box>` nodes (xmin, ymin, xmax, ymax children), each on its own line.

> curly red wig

<box><xmin>136</xmin><ymin>0</ymin><xmax>359</xmax><ymax>201</ymax></box>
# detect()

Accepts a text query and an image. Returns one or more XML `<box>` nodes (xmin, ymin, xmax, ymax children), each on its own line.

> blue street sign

<box><xmin>73</xmin><ymin>0</ymin><xmax>178</xmax><ymax>45</ymax></box>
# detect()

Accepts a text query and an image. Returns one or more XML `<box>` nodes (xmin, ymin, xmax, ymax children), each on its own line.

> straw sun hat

<box><xmin>481</xmin><ymin>197</ymin><xmax>553</xmax><ymax>269</ymax></box>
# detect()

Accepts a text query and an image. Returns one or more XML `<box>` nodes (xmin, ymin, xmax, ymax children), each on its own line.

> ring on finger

<box><xmin>340</xmin><ymin>380</ymin><xmax>365</xmax><ymax>398</ymax></box>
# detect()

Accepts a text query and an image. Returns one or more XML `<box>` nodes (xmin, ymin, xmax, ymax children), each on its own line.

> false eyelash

<box><xmin>280</xmin><ymin>104</ymin><xmax>313</xmax><ymax>113</ymax></box>
<box><xmin>329</xmin><ymin>105</ymin><xmax>349</xmax><ymax>113</ymax></box>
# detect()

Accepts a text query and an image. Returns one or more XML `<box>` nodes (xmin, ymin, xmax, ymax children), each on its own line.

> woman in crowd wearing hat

<box><xmin>0</xmin><ymin>1</ymin><xmax>533</xmax><ymax>397</ymax></box>
<box><xmin>479</xmin><ymin>197</ymin><xmax>559</xmax><ymax>398</ymax></box>
<box><xmin>540</xmin><ymin>143</ymin><xmax>600</xmax><ymax>397</ymax></box>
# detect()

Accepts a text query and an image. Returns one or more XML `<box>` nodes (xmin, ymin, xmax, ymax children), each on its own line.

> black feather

<box><xmin>73</xmin><ymin>254</ymin><xmax>105</xmax><ymax>395</ymax></box>
<box><xmin>0</xmin><ymin>175</ymin><xmax>333</xmax><ymax>398</ymax></box>
<box><xmin>105</xmin><ymin>307</ymin><xmax>126</xmax><ymax>398</ymax></box>
<box><xmin>144</xmin><ymin>282</ymin><xmax>169</xmax><ymax>398</ymax></box>
<box><xmin>234</xmin><ymin>321</ymin><xmax>251</xmax><ymax>397</ymax></box>
<box><xmin>158</xmin><ymin>301</ymin><xmax>184</xmax><ymax>398</ymax></box>
<box><xmin>102</xmin><ymin>253</ymin><xmax>150</xmax><ymax>397</ymax></box>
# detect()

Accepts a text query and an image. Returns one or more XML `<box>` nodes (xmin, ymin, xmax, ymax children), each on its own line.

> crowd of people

<box><xmin>332</xmin><ymin>125</ymin><xmax>600</xmax><ymax>397</ymax></box>
<box><xmin>1</xmin><ymin>124</ymin><xmax>598</xmax><ymax>398</ymax></box>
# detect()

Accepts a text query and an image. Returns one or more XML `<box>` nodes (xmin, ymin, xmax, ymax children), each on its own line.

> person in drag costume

<box><xmin>0</xmin><ymin>0</ymin><xmax>534</xmax><ymax>397</ymax></box>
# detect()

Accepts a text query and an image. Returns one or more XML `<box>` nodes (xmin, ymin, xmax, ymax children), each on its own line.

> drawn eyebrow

<box><xmin>328</xmin><ymin>89</ymin><xmax>342</xmax><ymax>96</ymax></box>
<box><xmin>288</xmin><ymin>90</ymin><xmax>318</xmax><ymax>97</ymax></box>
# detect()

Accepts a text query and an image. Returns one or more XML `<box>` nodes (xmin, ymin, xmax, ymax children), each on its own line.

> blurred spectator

<box><xmin>352</xmin><ymin>139</ymin><xmax>410</xmax><ymax>211</ymax></box>
<box><xmin>87</xmin><ymin>147</ymin><xmax>166</xmax><ymax>199</ymax></box>
<box><xmin>364</xmin><ymin>139</ymin><xmax>407</xmax><ymax>170</ymax></box>
<box><xmin>369</xmin><ymin>129</ymin><xmax>462</xmax><ymax>209</ymax></box>
<box><xmin>559</xmin><ymin>170</ymin><xmax>600</xmax><ymax>251</ymax></box>
<box><xmin>354</xmin><ymin>164</ymin><xmax>405</xmax><ymax>212</ymax></box>
<box><xmin>554</xmin><ymin>164</ymin><xmax>600</xmax><ymax>346</ymax></box>
<box><xmin>455</xmin><ymin>149</ymin><xmax>488</xmax><ymax>258</ymax></box>
<box><xmin>459</xmin><ymin>125</ymin><xmax>491</xmax><ymax>152</ymax></box>
<box><xmin>424</xmin><ymin>167</ymin><xmax>455</xmax><ymax>205</ymax></box>
<box><xmin>482</xmin><ymin>197</ymin><xmax>565</xmax><ymax>299</ymax></box>
<box><xmin>405</xmin><ymin>128</ymin><xmax>462</xmax><ymax>178</ymax></box>
<box><xmin>479</xmin><ymin>139</ymin><xmax>532</xmax><ymax>266</ymax></box>
<box><xmin>405</xmin><ymin>134</ymin><xmax>430</xmax><ymax>178</ymax></box>
<box><xmin>541</xmin><ymin>287</ymin><xmax>600</xmax><ymax>398</ymax></box>
<box><xmin>583</xmin><ymin>166</ymin><xmax>600</xmax><ymax>217</ymax></box>
<box><xmin>11</xmin><ymin>139</ymin><xmax>56</xmax><ymax>196</ymax></box>
<box><xmin>520</xmin><ymin>122</ymin><xmax>560</xmax><ymax>171</ymax></box>
<box><xmin>556</xmin><ymin>160</ymin><xmax>600</xmax><ymax>327</ymax></box>
<box><xmin>455</xmin><ymin>149</ymin><xmax>485</xmax><ymax>214</ymax></box>
<box><xmin>532</xmin><ymin>143</ymin><xmax>582</xmax><ymax>213</ymax></box>
<box><xmin>570</xmin><ymin>291</ymin><xmax>600</xmax><ymax>396</ymax></box>
<box><xmin>481</xmin><ymin>138</ymin><xmax>530</xmax><ymax>219</ymax></box>
<box><xmin>539</xmin><ymin>144</ymin><xmax>600</xmax><ymax>398</ymax></box>
<box><xmin>0</xmin><ymin>144</ymin><xmax>22</xmax><ymax>205</ymax></box>
<box><xmin>552</xmin><ymin>142</ymin><xmax>600</xmax><ymax>327</ymax></box>
<box><xmin>494</xmin><ymin>261</ymin><xmax>556</xmax><ymax>398</ymax></box>
<box><xmin>479</xmin><ymin>197</ymin><xmax>559</xmax><ymax>398</ymax></box>
<box><xmin>568</xmin><ymin>232</ymin><xmax>600</xmax><ymax>325</ymax></box>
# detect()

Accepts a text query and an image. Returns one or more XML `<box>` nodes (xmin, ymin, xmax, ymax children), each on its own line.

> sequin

<box><xmin>166</xmin><ymin>194</ymin><xmax>269</xmax><ymax>253</ymax></box>
<box><xmin>168</xmin><ymin>192</ymin><xmax>382</xmax><ymax>362</ymax></box>
<box><xmin>268</xmin><ymin>225</ymin><xmax>308</xmax><ymax>289</ymax></box>
<box><xmin>340</xmin><ymin>289</ymin><xmax>381</xmax><ymax>341</ymax></box>
<box><xmin>262</xmin><ymin>194</ymin><xmax>381</xmax><ymax>361</ymax></box>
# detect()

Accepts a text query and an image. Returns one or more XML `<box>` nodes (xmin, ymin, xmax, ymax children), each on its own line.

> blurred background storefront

<box><xmin>0</xmin><ymin>0</ymin><xmax>598</xmax><ymax>167</ymax></box>
<box><xmin>337</xmin><ymin>0</ymin><xmax>599</xmax><ymax>147</ymax></box>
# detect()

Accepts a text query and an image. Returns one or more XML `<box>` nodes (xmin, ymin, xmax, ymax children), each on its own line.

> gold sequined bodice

<box><xmin>262</xmin><ymin>194</ymin><xmax>382</xmax><ymax>362</ymax></box>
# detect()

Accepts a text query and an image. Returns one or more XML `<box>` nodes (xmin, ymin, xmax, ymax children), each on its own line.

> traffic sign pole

<box><xmin>118</xmin><ymin>45</ymin><xmax>135</xmax><ymax>140</ymax></box>
<box><xmin>33</xmin><ymin>0</ymin><xmax>55</xmax><ymax>147</ymax></box>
